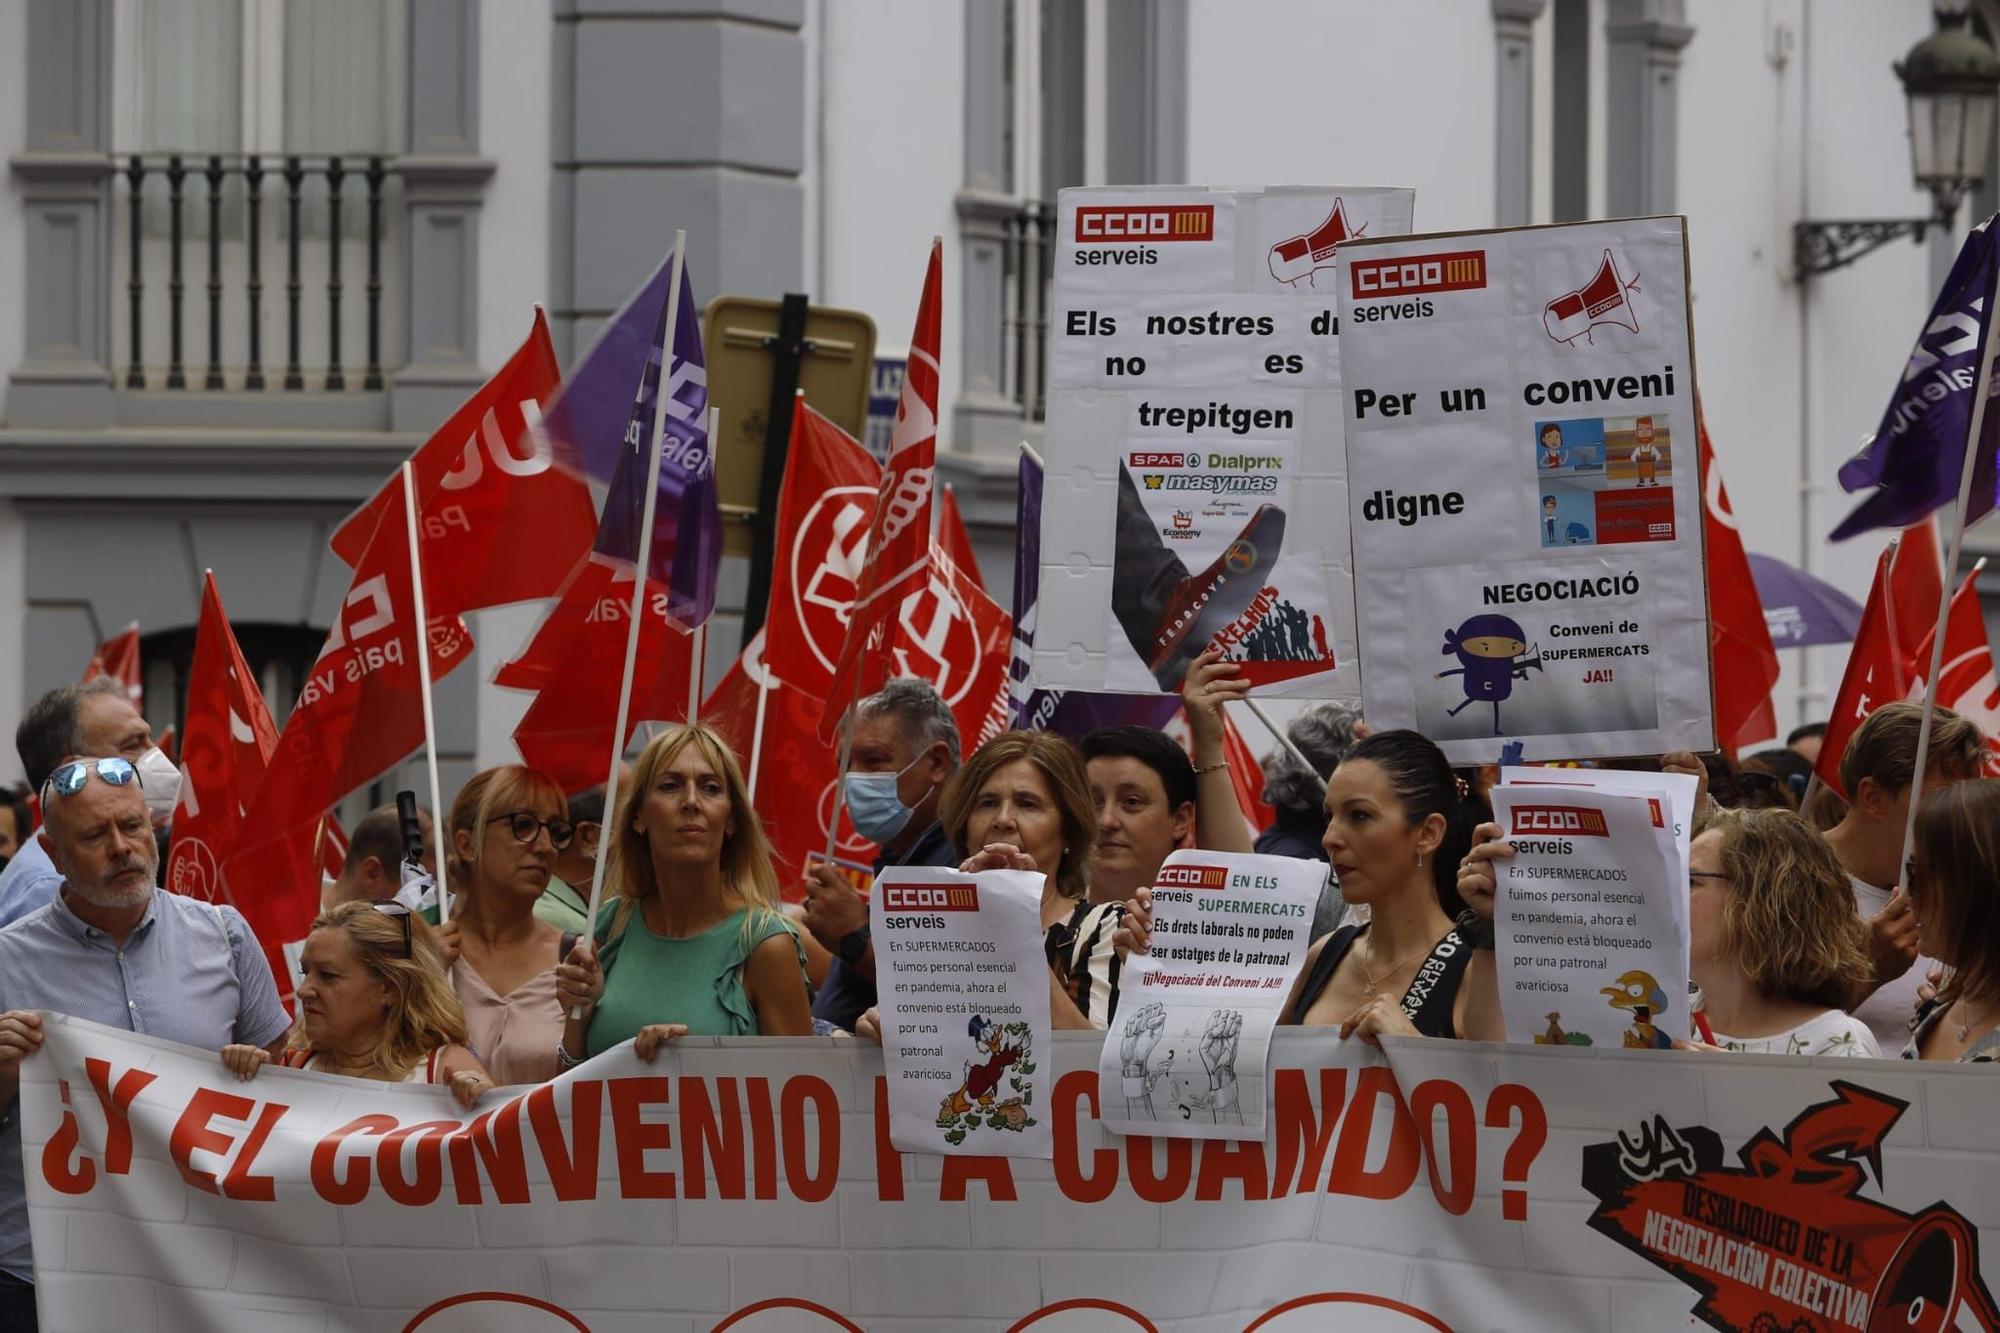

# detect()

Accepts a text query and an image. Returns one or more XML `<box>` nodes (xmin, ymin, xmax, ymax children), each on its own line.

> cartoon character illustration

<box><xmin>1437</xmin><ymin>614</ymin><xmax>1544</xmax><ymax>735</ymax></box>
<box><xmin>1564</xmin><ymin>521</ymin><xmax>1592</xmax><ymax>544</ymax></box>
<box><xmin>936</xmin><ymin>1015</ymin><xmax>1036</xmax><ymax>1141</ymax></box>
<box><xmin>1119</xmin><ymin>1001</ymin><xmax>1170</xmax><ymax>1118</ymax></box>
<box><xmin>1541</xmin><ymin>495</ymin><xmax>1560</xmax><ymax>544</ymax></box>
<box><xmin>1630</xmin><ymin>438</ymin><xmax>1661</xmax><ymax>486</ymax></box>
<box><xmin>1534</xmin><ymin>1011</ymin><xmax>1593</xmax><ymax>1046</ymax></box>
<box><xmin>1538</xmin><ymin>424</ymin><xmax>1568</xmax><ymax>470</ymax></box>
<box><xmin>1602</xmin><ymin>969</ymin><xmax>1674</xmax><ymax>1049</ymax></box>
<box><xmin>1184</xmin><ymin>1010</ymin><xmax>1244</xmax><ymax>1123</ymax></box>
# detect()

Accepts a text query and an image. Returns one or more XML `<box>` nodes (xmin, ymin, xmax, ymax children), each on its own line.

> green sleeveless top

<box><xmin>583</xmin><ymin>903</ymin><xmax>802</xmax><ymax>1055</ymax></box>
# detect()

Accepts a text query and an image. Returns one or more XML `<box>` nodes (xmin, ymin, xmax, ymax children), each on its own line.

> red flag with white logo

<box><xmin>1815</xmin><ymin>546</ymin><xmax>1909</xmax><ymax>798</ymax></box>
<box><xmin>316</xmin><ymin>813</ymin><xmax>349</xmax><ymax>884</ymax></box>
<box><xmin>503</xmin><ymin>556</ymin><xmax>697</xmax><ymax>793</ymax></box>
<box><xmin>225</xmin><ymin>480</ymin><xmax>475</xmax><ymax>981</ymax></box>
<box><xmin>1699</xmin><ymin>419</ymin><xmax>1781</xmax><ymax>749</ymax></box>
<box><xmin>818</xmin><ymin>241</ymin><xmax>942</xmax><ymax>733</ymax></box>
<box><xmin>166</xmin><ymin>574</ymin><xmax>280</xmax><ymax>913</ymax></box>
<box><xmin>81</xmin><ymin>623</ymin><xmax>143</xmax><ymax>709</ymax></box>
<box><xmin>1908</xmin><ymin>560</ymin><xmax>2000</xmax><ymax>774</ymax></box>
<box><xmin>939</xmin><ymin>485</ymin><xmax>984</xmax><ymax>591</ymax></box>
<box><xmin>330</xmin><ymin>308</ymin><xmax>593</xmax><ymax>615</ymax></box>
<box><xmin>1886</xmin><ymin>517</ymin><xmax>1946</xmax><ymax>671</ymax></box>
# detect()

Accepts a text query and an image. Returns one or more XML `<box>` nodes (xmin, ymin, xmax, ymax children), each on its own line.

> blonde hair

<box><xmin>446</xmin><ymin>765</ymin><xmax>568</xmax><ymax>898</ymax></box>
<box><xmin>940</xmin><ymin>730</ymin><xmax>1096</xmax><ymax>899</ymax></box>
<box><xmin>1706</xmin><ymin>808</ymin><xmax>1873</xmax><ymax>1011</ymax></box>
<box><xmin>604</xmin><ymin>723</ymin><xmax>789</xmax><ymax>946</ymax></box>
<box><xmin>308</xmin><ymin>900</ymin><xmax>468</xmax><ymax>1077</ymax></box>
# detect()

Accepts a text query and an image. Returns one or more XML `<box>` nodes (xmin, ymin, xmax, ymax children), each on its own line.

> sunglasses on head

<box><xmin>369</xmin><ymin>899</ymin><xmax>414</xmax><ymax>958</ymax></box>
<box><xmin>41</xmin><ymin>756</ymin><xmax>141</xmax><ymax>805</ymax></box>
<box><xmin>488</xmin><ymin>810</ymin><xmax>576</xmax><ymax>850</ymax></box>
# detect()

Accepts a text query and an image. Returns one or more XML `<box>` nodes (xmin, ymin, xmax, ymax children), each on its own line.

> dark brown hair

<box><xmin>941</xmin><ymin>731</ymin><xmax>1096</xmax><ymax>899</ymax></box>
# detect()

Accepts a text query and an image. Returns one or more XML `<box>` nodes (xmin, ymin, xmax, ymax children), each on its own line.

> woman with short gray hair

<box><xmin>1254</xmin><ymin>701</ymin><xmax>1365</xmax><ymax>861</ymax></box>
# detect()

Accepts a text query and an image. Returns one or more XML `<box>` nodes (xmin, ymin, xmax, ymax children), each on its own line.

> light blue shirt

<box><xmin>0</xmin><ymin>836</ymin><xmax>59</xmax><ymax>929</ymax></box>
<box><xmin>0</xmin><ymin>886</ymin><xmax>290</xmax><ymax>1282</ymax></box>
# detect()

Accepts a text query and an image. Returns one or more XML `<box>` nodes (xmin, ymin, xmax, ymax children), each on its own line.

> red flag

<box><xmin>939</xmin><ymin>485</ymin><xmax>984</xmax><ymax>591</ymax></box>
<box><xmin>818</xmin><ymin>242</ymin><xmax>942</xmax><ymax>732</ymax></box>
<box><xmin>1908</xmin><ymin>561</ymin><xmax>2000</xmax><ymax>774</ymax></box>
<box><xmin>226</xmin><ymin>478</ymin><xmax>475</xmax><ymax>978</ymax></box>
<box><xmin>1219</xmin><ymin>714</ymin><xmax>1275</xmax><ymax>833</ymax></box>
<box><xmin>156</xmin><ymin>725</ymin><xmax>177</xmax><ymax>762</ymax></box>
<box><xmin>1699</xmin><ymin>420</ymin><xmax>1781</xmax><ymax>750</ymax></box>
<box><xmin>704</xmin><ymin>641</ymin><xmax>875</xmax><ymax>899</ymax></box>
<box><xmin>1816</xmin><ymin>546</ymin><xmax>1909</xmax><ymax>797</ymax></box>
<box><xmin>1885</xmin><ymin>517</ymin><xmax>1945</xmax><ymax>670</ymax></box>
<box><xmin>317</xmin><ymin>813</ymin><xmax>349</xmax><ymax>884</ymax></box>
<box><xmin>330</xmin><ymin>309</ymin><xmax>593</xmax><ymax>615</ymax></box>
<box><xmin>166</xmin><ymin>574</ymin><xmax>280</xmax><ymax>913</ymax></box>
<box><xmin>81</xmin><ymin>623</ymin><xmax>143</xmax><ymax>709</ymax></box>
<box><xmin>504</xmin><ymin>557</ymin><xmax>698</xmax><ymax>793</ymax></box>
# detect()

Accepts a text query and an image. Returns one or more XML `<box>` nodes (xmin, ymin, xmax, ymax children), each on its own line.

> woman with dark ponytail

<box><xmin>1280</xmin><ymin>730</ymin><xmax>1504</xmax><ymax>1042</ymax></box>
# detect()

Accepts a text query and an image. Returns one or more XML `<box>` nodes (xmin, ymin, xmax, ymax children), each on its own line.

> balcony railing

<box><xmin>1001</xmin><ymin>199</ymin><xmax>1056</xmax><ymax>422</ymax></box>
<box><xmin>118</xmin><ymin>152</ymin><xmax>399</xmax><ymax>392</ymax></box>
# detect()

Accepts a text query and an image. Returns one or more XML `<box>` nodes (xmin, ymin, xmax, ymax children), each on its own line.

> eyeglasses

<box><xmin>41</xmin><ymin>756</ymin><xmax>141</xmax><ymax>805</ymax></box>
<box><xmin>369</xmin><ymin>899</ymin><xmax>414</xmax><ymax>958</ymax></box>
<box><xmin>488</xmin><ymin>811</ymin><xmax>576</xmax><ymax>850</ymax></box>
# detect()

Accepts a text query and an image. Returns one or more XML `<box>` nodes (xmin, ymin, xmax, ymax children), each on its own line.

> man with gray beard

<box><xmin>0</xmin><ymin>756</ymin><xmax>290</xmax><ymax>1326</ymax></box>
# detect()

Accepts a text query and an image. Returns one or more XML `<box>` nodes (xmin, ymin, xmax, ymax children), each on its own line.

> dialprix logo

<box><xmin>882</xmin><ymin>883</ymin><xmax>980</xmax><ymax>912</ymax></box>
<box><xmin>1350</xmin><ymin>250</ymin><xmax>1487</xmax><ymax>299</ymax></box>
<box><xmin>1512</xmin><ymin>805</ymin><xmax>1610</xmax><ymax>836</ymax></box>
<box><xmin>1156</xmin><ymin>864</ymin><xmax>1230</xmax><ymax>889</ymax></box>
<box><xmin>1075</xmin><ymin>204</ymin><xmax>1215</xmax><ymax>243</ymax></box>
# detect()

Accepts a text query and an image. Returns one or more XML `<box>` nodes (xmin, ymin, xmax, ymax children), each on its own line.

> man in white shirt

<box><xmin>1820</xmin><ymin>701</ymin><xmax>1985</xmax><ymax>1053</ymax></box>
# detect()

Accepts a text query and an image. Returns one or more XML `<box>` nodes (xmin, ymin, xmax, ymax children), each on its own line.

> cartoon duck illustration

<box><xmin>1534</xmin><ymin>1010</ymin><xmax>1592</xmax><ymax>1046</ymax></box>
<box><xmin>1602</xmin><ymin>970</ymin><xmax>1673</xmax><ymax>1049</ymax></box>
<box><xmin>937</xmin><ymin>1015</ymin><xmax>1022</xmax><ymax>1124</ymax></box>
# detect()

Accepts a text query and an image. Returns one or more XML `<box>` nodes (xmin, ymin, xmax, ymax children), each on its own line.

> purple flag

<box><xmin>1832</xmin><ymin>217</ymin><xmax>2000</xmax><ymax>540</ymax></box>
<box><xmin>549</xmin><ymin>256</ymin><xmax>718</xmax><ymax>625</ymax></box>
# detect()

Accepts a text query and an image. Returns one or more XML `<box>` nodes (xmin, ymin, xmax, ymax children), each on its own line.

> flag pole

<box><xmin>1243</xmin><ymin>697</ymin><xmax>1317</xmax><ymax>777</ymax></box>
<box><xmin>398</xmin><ymin>460</ymin><xmax>449</xmax><ymax>925</ymax></box>
<box><xmin>1896</xmin><ymin>269</ymin><xmax>2000</xmax><ymax>892</ymax></box>
<box><xmin>573</xmin><ymin>229</ymin><xmax>687</xmax><ymax>1018</ymax></box>
<box><xmin>748</xmin><ymin>654</ymin><xmax>771</xmax><ymax>800</ymax></box>
<box><xmin>686</xmin><ymin>404</ymin><xmax>720</xmax><ymax>724</ymax></box>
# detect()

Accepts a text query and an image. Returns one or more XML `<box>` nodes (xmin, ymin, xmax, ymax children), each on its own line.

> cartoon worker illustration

<box><xmin>1437</xmin><ymin>613</ymin><xmax>1544</xmax><ymax>735</ymax></box>
<box><xmin>1541</xmin><ymin>495</ymin><xmax>1559</xmax><ymax>544</ymax></box>
<box><xmin>1603</xmin><ymin>969</ymin><xmax>1674</xmax><ymax>1049</ymax></box>
<box><xmin>1538</xmin><ymin>423</ymin><xmax>1567</xmax><ymax>470</ymax></box>
<box><xmin>1630</xmin><ymin>438</ymin><xmax>1660</xmax><ymax>486</ymax></box>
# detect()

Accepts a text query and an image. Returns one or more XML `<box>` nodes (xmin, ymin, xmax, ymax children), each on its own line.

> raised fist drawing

<box><xmin>1193</xmin><ymin>1009</ymin><xmax>1243</xmax><ymax>1117</ymax></box>
<box><xmin>1119</xmin><ymin>1001</ymin><xmax>1168</xmax><ymax>1105</ymax></box>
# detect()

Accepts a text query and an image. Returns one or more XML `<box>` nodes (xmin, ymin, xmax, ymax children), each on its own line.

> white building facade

<box><xmin>0</xmin><ymin>0</ymin><xmax>1983</xmax><ymax>795</ymax></box>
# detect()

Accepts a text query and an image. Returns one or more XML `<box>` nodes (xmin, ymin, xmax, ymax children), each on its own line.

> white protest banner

<box><xmin>1034</xmin><ymin>186</ymin><xmax>1414</xmax><ymax>698</ymax></box>
<box><xmin>1336</xmin><ymin>217</ymin><xmax>1712</xmax><ymax>763</ymax></box>
<box><xmin>1099</xmin><ymin>851</ymin><xmax>1320</xmax><ymax>1141</ymax></box>
<box><xmin>22</xmin><ymin>1015</ymin><xmax>2000</xmax><ymax>1331</ymax></box>
<box><xmin>1500</xmin><ymin>763</ymin><xmax>1700</xmax><ymax>876</ymax></box>
<box><xmin>1490</xmin><ymin>783</ymin><xmax>1690</xmax><ymax>1049</ymax></box>
<box><xmin>872</xmin><ymin>865</ymin><xmax>1052</xmax><ymax>1158</ymax></box>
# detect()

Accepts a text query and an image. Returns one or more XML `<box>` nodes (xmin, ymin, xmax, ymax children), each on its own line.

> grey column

<box><xmin>953</xmin><ymin>0</ymin><xmax>1024</xmax><ymax>459</ymax></box>
<box><xmin>392</xmin><ymin>0</ymin><xmax>494</xmax><ymax>431</ymax></box>
<box><xmin>6</xmin><ymin>0</ymin><xmax>115</xmax><ymax>429</ymax></box>
<box><xmin>1104</xmin><ymin>0</ymin><xmax>1189</xmax><ymax>186</ymax></box>
<box><xmin>1604</xmin><ymin>0</ymin><xmax>1696</xmax><ymax>217</ymax></box>
<box><xmin>1493</xmin><ymin>0</ymin><xmax>1548</xmax><ymax>227</ymax></box>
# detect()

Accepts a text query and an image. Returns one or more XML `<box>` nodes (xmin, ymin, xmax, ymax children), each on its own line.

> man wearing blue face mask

<box><xmin>804</xmin><ymin>678</ymin><xmax>961</xmax><ymax>1032</ymax></box>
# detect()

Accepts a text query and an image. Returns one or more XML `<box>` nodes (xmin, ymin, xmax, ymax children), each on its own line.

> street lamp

<box><xmin>1794</xmin><ymin>5</ymin><xmax>2000</xmax><ymax>277</ymax></box>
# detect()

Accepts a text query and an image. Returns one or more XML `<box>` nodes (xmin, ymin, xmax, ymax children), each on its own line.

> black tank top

<box><xmin>1286</xmin><ymin>921</ymin><xmax>1474</xmax><ymax>1038</ymax></box>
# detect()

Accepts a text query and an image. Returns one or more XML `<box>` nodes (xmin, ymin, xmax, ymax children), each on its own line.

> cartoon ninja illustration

<box><xmin>1603</xmin><ymin>969</ymin><xmax>1674</xmax><ymax>1049</ymax></box>
<box><xmin>1539</xmin><ymin>423</ymin><xmax>1567</xmax><ymax>469</ymax></box>
<box><xmin>1437</xmin><ymin>613</ymin><xmax>1543</xmax><ymax>734</ymax></box>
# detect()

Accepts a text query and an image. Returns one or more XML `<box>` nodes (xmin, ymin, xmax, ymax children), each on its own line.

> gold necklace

<box><xmin>1360</xmin><ymin>940</ymin><xmax>1434</xmax><ymax>995</ymax></box>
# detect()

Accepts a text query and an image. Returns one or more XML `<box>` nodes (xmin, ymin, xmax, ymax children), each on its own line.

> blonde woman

<box><xmin>557</xmin><ymin>724</ymin><xmax>811</xmax><ymax>1064</ymax></box>
<box><xmin>1687</xmin><ymin>809</ymin><xmax>1879</xmax><ymax>1056</ymax></box>
<box><xmin>437</xmin><ymin>765</ymin><xmax>576</xmax><ymax>1085</ymax></box>
<box><xmin>221</xmin><ymin>900</ymin><xmax>494</xmax><ymax>1109</ymax></box>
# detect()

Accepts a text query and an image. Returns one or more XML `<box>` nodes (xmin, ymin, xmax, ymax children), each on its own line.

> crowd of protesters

<box><xmin>1</xmin><ymin>668</ymin><xmax>1998</xmax><ymax>1324</ymax></box>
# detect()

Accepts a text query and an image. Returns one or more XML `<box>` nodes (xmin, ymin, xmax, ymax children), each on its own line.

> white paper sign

<box><xmin>1499</xmin><ymin>764</ymin><xmax>1700</xmax><ymax>879</ymax></box>
<box><xmin>1097</xmin><ymin>850</ymin><xmax>1321</xmax><ymax>1140</ymax></box>
<box><xmin>1034</xmin><ymin>185</ymin><xmax>1415</xmax><ymax>699</ymax></box>
<box><xmin>1336</xmin><ymin>217</ymin><xmax>1712</xmax><ymax>762</ymax></box>
<box><xmin>1490</xmin><ymin>784</ymin><xmax>1690</xmax><ymax>1049</ymax></box>
<box><xmin>872</xmin><ymin>866</ymin><xmax>1052</xmax><ymax>1157</ymax></box>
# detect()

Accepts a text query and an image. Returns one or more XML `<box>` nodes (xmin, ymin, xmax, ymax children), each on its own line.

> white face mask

<box><xmin>135</xmin><ymin>746</ymin><xmax>182</xmax><ymax>826</ymax></box>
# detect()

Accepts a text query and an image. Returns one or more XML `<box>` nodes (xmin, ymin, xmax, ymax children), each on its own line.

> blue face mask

<box><xmin>845</xmin><ymin>755</ymin><xmax>926</xmax><ymax>844</ymax></box>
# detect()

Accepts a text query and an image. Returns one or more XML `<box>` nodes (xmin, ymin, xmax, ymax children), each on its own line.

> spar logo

<box><xmin>1156</xmin><ymin>864</ymin><xmax>1229</xmax><ymax>889</ymax></box>
<box><xmin>1075</xmin><ymin>203</ymin><xmax>1214</xmax><ymax>243</ymax></box>
<box><xmin>1130</xmin><ymin>452</ymin><xmax>1188</xmax><ymax>468</ymax></box>
<box><xmin>788</xmin><ymin>484</ymin><xmax>984</xmax><ymax>705</ymax></box>
<box><xmin>1512</xmin><ymin>805</ymin><xmax>1610</xmax><ymax>836</ymax></box>
<box><xmin>1350</xmin><ymin>250</ymin><xmax>1487</xmax><ymax>299</ymax></box>
<box><xmin>882</xmin><ymin>883</ymin><xmax>980</xmax><ymax>911</ymax></box>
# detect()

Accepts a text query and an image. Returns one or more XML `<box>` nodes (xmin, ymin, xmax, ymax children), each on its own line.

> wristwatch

<box><xmin>837</xmin><ymin>925</ymin><xmax>871</xmax><ymax>964</ymax></box>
